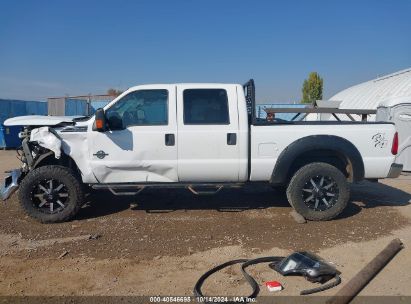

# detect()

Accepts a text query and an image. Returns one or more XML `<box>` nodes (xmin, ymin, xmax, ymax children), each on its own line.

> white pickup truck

<box><xmin>1</xmin><ymin>80</ymin><xmax>403</xmax><ymax>223</ymax></box>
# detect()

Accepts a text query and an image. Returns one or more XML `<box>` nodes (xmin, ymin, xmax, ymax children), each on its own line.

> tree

<box><xmin>301</xmin><ymin>72</ymin><xmax>323</xmax><ymax>104</ymax></box>
<box><xmin>107</xmin><ymin>88</ymin><xmax>123</xmax><ymax>96</ymax></box>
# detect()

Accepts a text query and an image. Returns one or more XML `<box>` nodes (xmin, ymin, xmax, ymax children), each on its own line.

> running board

<box><xmin>187</xmin><ymin>185</ymin><xmax>223</xmax><ymax>195</ymax></box>
<box><xmin>108</xmin><ymin>187</ymin><xmax>145</xmax><ymax>196</ymax></box>
<box><xmin>91</xmin><ymin>183</ymin><xmax>244</xmax><ymax>196</ymax></box>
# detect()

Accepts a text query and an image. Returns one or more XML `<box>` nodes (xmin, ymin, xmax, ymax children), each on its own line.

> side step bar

<box><xmin>187</xmin><ymin>185</ymin><xmax>224</xmax><ymax>196</ymax></box>
<box><xmin>91</xmin><ymin>183</ymin><xmax>244</xmax><ymax>196</ymax></box>
<box><xmin>108</xmin><ymin>187</ymin><xmax>145</xmax><ymax>196</ymax></box>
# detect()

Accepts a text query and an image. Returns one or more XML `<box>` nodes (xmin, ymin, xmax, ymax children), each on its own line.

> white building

<box><xmin>329</xmin><ymin>68</ymin><xmax>411</xmax><ymax>171</ymax></box>
<box><xmin>330</xmin><ymin>68</ymin><xmax>411</xmax><ymax>112</ymax></box>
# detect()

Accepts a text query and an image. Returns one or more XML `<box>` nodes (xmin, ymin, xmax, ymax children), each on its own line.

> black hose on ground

<box><xmin>193</xmin><ymin>256</ymin><xmax>284</xmax><ymax>303</ymax></box>
<box><xmin>300</xmin><ymin>275</ymin><xmax>341</xmax><ymax>295</ymax></box>
<box><xmin>194</xmin><ymin>255</ymin><xmax>341</xmax><ymax>301</ymax></box>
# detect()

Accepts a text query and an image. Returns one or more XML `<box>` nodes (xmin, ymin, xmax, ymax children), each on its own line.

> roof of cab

<box><xmin>126</xmin><ymin>83</ymin><xmax>242</xmax><ymax>91</ymax></box>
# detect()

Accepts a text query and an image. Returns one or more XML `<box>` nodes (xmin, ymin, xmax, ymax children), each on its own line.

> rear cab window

<box><xmin>183</xmin><ymin>89</ymin><xmax>229</xmax><ymax>125</ymax></box>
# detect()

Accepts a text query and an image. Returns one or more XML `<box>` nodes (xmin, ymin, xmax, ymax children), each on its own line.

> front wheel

<box><xmin>286</xmin><ymin>162</ymin><xmax>350</xmax><ymax>221</ymax></box>
<box><xmin>19</xmin><ymin>165</ymin><xmax>84</xmax><ymax>223</ymax></box>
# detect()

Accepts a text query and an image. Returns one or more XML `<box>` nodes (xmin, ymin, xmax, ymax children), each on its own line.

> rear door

<box><xmin>176</xmin><ymin>84</ymin><xmax>240</xmax><ymax>182</ymax></box>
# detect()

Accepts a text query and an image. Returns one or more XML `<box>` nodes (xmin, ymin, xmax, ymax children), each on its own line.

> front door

<box><xmin>88</xmin><ymin>85</ymin><xmax>178</xmax><ymax>183</ymax></box>
<box><xmin>176</xmin><ymin>85</ymin><xmax>240</xmax><ymax>182</ymax></box>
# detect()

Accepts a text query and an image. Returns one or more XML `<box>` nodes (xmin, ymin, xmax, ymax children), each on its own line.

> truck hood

<box><xmin>3</xmin><ymin>115</ymin><xmax>80</xmax><ymax>126</ymax></box>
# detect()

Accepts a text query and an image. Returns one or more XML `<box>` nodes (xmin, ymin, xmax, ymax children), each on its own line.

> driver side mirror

<box><xmin>93</xmin><ymin>108</ymin><xmax>106</xmax><ymax>132</ymax></box>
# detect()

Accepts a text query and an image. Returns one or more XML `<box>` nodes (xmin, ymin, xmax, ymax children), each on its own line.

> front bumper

<box><xmin>0</xmin><ymin>169</ymin><xmax>22</xmax><ymax>200</ymax></box>
<box><xmin>387</xmin><ymin>163</ymin><xmax>403</xmax><ymax>178</ymax></box>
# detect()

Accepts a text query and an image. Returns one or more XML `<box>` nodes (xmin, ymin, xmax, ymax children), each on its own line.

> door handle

<box><xmin>227</xmin><ymin>133</ymin><xmax>237</xmax><ymax>145</ymax></box>
<box><xmin>165</xmin><ymin>134</ymin><xmax>175</xmax><ymax>146</ymax></box>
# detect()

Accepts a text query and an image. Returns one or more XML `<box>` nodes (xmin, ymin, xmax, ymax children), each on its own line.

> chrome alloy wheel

<box><xmin>31</xmin><ymin>179</ymin><xmax>69</xmax><ymax>214</ymax></box>
<box><xmin>301</xmin><ymin>175</ymin><xmax>339</xmax><ymax>211</ymax></box>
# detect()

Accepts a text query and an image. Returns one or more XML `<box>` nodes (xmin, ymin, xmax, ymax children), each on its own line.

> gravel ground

<box><xmin>0</xmin><ymin>150</ymin><xmax>410</xmax><ymax>298</ymax></box>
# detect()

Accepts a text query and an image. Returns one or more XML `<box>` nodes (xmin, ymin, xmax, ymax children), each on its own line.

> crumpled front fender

<box><xmin>30</xmin><ymin>127</ymin><xmax>62</xmax><ymax>159</ymax></box>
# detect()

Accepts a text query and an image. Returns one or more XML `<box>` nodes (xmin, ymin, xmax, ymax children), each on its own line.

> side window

<box><xmin>105</xmin><ymin>90</ymin><xmax>168</xmax><ymax>129</ymax></box>
<box><xmin>183</xmin><ymin>89</ymin><xmax>229</xmax><ymax>125</ymax></box>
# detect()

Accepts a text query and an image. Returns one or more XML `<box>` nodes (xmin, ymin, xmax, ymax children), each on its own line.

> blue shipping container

<box><xmin>0</xmin><ymin>100</ymin><xmax>11</xmax><ymax>124</ymax></box>
<box><xmin>25</xmin><ymin>101</ymin><xmax>47</xmax><ymax>116</ymax></box>
<box><xmin>65</xmin><ymin>99</ymin><xmax>88</xmax><ymax>116</ymax></box>
<box><xmin>0</xmin><ymin>99</ymin><xmax>47</xmax><ymax>148</ymax></box>
<box><xmin>10</xmin><ymin>100</ymin><xmax>26</xmax><ymax>118</ymax></box>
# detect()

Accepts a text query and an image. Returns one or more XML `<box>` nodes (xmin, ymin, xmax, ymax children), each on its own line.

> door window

<box><xmin>183</xmin><ymin>89</ymin><xmax>229</xmax><ymax>125</ymax></box>
<box><xmin>105</xmin><ymin>90</ymin><xmax>168</xmax><ymax>129</ymax></box>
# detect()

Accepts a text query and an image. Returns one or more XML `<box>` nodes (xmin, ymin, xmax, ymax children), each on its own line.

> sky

<box><xmin>0</xmin><ymin>0</ymin><xmax>410</xmax><ymax>103</ymax></box>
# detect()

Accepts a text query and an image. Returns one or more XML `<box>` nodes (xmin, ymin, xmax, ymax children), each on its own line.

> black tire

<box><xmin>286</xmin><ymin>162</ymin><xmax>349</xmax><ymax>221</ymax></box>
<box><xmin>19</xmin><ymin>165</ymin><xmax>84</xmax><ymax>223</ymax></box>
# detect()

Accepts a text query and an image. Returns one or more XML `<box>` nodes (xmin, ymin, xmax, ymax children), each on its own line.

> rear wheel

<box><xmin>19</xmin><ymin>166</ymin><xmax>84</xmax><ymax>223</ymax></box>
<box><xmin>286</xmin><ymin>162</ymin><xmax>349</xmax><ymax>221</ymax></box>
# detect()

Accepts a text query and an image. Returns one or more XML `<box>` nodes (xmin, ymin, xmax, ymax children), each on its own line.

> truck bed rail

<box><xmin>263</xmin><ymin>107</ymin><xmax>377</xmax><ymax>122</ymax></box>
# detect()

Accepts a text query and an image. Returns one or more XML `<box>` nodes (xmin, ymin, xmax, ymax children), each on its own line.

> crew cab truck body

<box><xmin>1</xmin><ymin>80</ymin><xmax>403</xmax><ymax>222</ymax></box>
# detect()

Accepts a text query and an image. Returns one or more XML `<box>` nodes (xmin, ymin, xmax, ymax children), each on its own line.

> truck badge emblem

<box><xmin>93</xmin><ymin>150</ymin><xmax>109</xmax><ymax>159</ymax></box>
<box><xmin>372</xmin><ymin>133</ymin><xmax>387</xmax><ymax>148</ymax></box>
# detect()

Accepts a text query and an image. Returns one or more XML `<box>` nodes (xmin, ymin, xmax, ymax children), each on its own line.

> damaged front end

<box><xmin>1</xmin><ymin>126</ymin><xmax>63</xmax><ymax>201</ymax></box>
<box><xmin>0</xmin><ymin>169</ymin><xmax>22</xmax><ymax>200</ymax></box>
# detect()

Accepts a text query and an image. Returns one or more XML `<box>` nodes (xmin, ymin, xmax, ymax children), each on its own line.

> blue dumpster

<box><xmin>0</xmin><ymin>125</ymin><xmax>5</xmax><ymax>148</ymax></box>
<box><xmin>3</xmin><ymin>125</ymin><xmax>22</xmax><ymax>148</ymax></box>
<box><xmin>0</xmin><ymin>99</ymin><xmax>47</xmax><ymax>148</ymax></box>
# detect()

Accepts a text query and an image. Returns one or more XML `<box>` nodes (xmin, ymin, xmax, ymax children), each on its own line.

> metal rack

<box><xmin>263</xmin><ymin>107</ymin><xmax>377</xmax><ymax>122</ymax></box>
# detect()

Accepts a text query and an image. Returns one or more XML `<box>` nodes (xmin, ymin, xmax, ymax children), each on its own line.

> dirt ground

<box><xmin>0</xmin><ymin>150</ymin><xmax>411</xmax><ymax>299</ymax></box>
